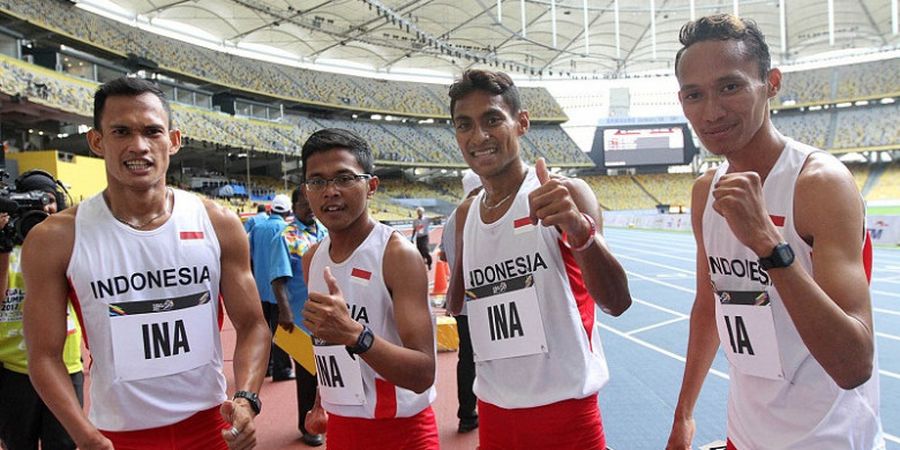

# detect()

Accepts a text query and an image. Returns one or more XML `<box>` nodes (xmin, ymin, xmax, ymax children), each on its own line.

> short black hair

<box><xmin>256</xmin><ymin>204</ymin><xmax>267</xmax><ymax>213</ymax></box>
<box><xmin>17</xmin><ymin>170</ymin><xmax>67</xmax><ymax>210</ymax></box>
<box><xmin>301</xmin><ymin>128</ymin><xmax>373</xmax><ymax>181</ymax></box>
<box><xmin>448</xmin><ymin>69</ymin><xmax>521</xmax><ymax>118</ymax></box>
<box><xmin>291</xmin><ymin>186</ymin><xmax>304</xmax><ymax>204</ymax></box>
<box><xmin>675</xmin><ymin>13</ymin><xmax>771</xmax><ymax>80</ymax></box>
<box><xmin>93</xmin><ymin>77</ymin><xmax>172</xmax><ymax>130</ymax></box>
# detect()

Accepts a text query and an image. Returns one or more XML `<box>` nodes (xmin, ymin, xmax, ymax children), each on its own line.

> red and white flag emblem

<box><xmin>513</xmin><ymin>217</ymin><xmax>535</xmax><ymax>234</ymax></box>
<box><xmin>350</xmin><ymin>268</ymin><xmax>372</xmax><ymax>286</ymax></box>
<box><xmin>180</xmin><ymin>231</ymin><xmax>204</xmax><ymax>240</ymax></box>
<box><xmin>769</xmin><ymin>215</ymin><xmax>785</xmax><ymax>227</ymax></box>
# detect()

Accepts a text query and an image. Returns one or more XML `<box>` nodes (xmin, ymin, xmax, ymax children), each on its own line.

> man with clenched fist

<box><xmin>666</xmin><ymin>14</ymin><xmax>884</xmax><ymax>450</ymax></box>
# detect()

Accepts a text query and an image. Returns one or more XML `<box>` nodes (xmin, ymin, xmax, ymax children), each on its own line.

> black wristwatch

<box><xmin>759</xmin><ymin>242</ymin><xmax>794</xmax><ymax>270</ymax></box>
<box><xmin>347</xmin><ymin>324</ymin><xmax>375</xmax><ymax>355</ymax></box>
<box><xmin>233</xmin><ymin>390</ymin><xmax>262</xmax><ymax>415</ymax></box>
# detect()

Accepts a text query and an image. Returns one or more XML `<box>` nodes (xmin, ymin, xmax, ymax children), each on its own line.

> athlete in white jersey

<box><xmin>447</xmin><ymin>69</ymin><xmax>632</xmax><ymax>450</ymax></box>
<box><xmin>23</xmin><ymin>77</ymin><xmax>270</xmax><ymax>450</ymax></box>
<box><xmin>299</xmin><ymin>128</ymin><xmax>438</xmax><ymax>450</ymax></box>
<box><xmin>668</xmin><ymin>15</ymin><xmax>883</xmax><ymax>450</ymax></box>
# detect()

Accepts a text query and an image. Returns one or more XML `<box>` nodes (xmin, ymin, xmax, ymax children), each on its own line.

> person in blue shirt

<box><xmin>270</xmin><ymin>187</ymin><xmax>328</xmax><ymax>446</ymax></box>
<box><xmin>243</xmin><ymin>204</ymin><xmax>268</xmax><ymax>233</ymax></box>
<box><xmin>249</xmin><ymin>194</ymin><xmax>294</xmax><ymax>381</ymax></box>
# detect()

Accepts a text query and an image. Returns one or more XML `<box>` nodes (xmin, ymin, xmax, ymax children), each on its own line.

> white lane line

<box><xmin>618</xmin><ymin>254</ymin><xmax>696</xmax><ymax>274</ymax></box>
<box><xmin>876</xmin><ymin>331</ymin><xmax>900</xmax><ymax>342</ymax></box>
<box><xmin>597</xmin><ymin>322</ymin><xmax>730</xmax><ymax>381</ymax></box>
<box><xmin>880</xmin><ymin>369</ymin><xmax>900</xmax><ymax>381</ymax></box>
<box><xmin>875</xmin><ymin>307</ymin><xmax>900</xmax><ymax>317</ymax></box>
<box><xmin>872</xmin><ymin>289</ymin><xmax>900</xmax><ymax>299</ymax></box>
<box><xmin>626</xmin><ymin>317</ymin><xmax>689</xmax><ymax>336</ymax></box>
<box><xmin>626</xmin><ymin>270</ymin><xmax>697</xmax><ymax>294</ymax></box>
<box><xmin>633</xmin><ymin>297</ymin><xmax>690</xmax><ymax>318</ymax></box>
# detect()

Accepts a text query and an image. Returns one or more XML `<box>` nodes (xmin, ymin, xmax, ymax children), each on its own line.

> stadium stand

<box><xmin>0</xmin><ymin>0</ymin><xmax>568</xmax><ymax>120</ymax></box>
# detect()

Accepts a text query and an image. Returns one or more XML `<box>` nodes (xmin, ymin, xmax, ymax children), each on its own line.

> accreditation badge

<box><xmin>467</xmin><ymin>274</ymin><xmax>549</xmax><ymax>362</ymax></box>
<box><xmin>312</xmin><ymin>343</ymin><xmax>366</xmax><ymax>406</ymax></box>
<box><xmin>714</xmin><ymin>289</ymin><xmax>784</xmax><ymax>380</ymax></box>
<box><xmin>108</xmin><ymin>291</ymin><xmax>216</xmax><ymax>381</ymax></box>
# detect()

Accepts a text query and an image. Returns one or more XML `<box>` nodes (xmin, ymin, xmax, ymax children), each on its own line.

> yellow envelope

<box><xmin>273</xmin><ymin>325</ymin><xmax>316</xmax><ymax>376</ymax></box>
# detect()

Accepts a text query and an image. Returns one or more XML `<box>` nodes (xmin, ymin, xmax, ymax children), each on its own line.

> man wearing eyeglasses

<box><xmin>299</xmin><ymin>128</ymin><xmax>438</xmax><ymax>449</ymax></box>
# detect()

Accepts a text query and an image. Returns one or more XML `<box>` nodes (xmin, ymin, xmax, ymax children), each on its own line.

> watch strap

<box><xmin>233</xmin><ymin>390</ymin><xmax>261</xmax><ymax>415</ymax></box>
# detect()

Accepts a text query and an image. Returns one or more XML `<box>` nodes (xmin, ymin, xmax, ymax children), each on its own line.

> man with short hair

<box><xmin>244</xmin><ymin>204</ymin><xmax>268</xmax><ymax>233</ymax></box>
<box><xmin>270</xmin><ymin>186</ymin><xmax>327</xmax><ymax>446</ymax></box>
<box><xmin>0</xmin><ymin>172</ymin><xmax>81</xmax><ymax>450</ymax></box>
<box><xmin>666</xmin><ymin>14</ymin><xmax>883</xmax><ymax>450</ymax></box>
<box><xmin>23</xmin><ymin>76</ymin><xmax>270</xmax><ymax>449</ymax></box>
<box><xmin>412</xmin><ymin>207</ymin><xmax>432</xmax><ymax>270</ymax></box>
<box><xmin>446</xmin><ymin>69</ymin><xmax>632</xmax><ymax>450</ymax></box>
<box><xmin>250</xmin><ymin>193</ymin><xmax>295</xmax><ymax>381</ymax></box>
<box><xmin>300</xmin><ymin>128</ymin><xmax>438</xmax><ymax>449</ymax></box>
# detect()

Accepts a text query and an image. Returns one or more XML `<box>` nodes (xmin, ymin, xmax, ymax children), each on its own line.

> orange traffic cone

<box><xmin>431</xmin><ymin>259</ymin><xmax>449</xmax><ymax>296</ymax></box>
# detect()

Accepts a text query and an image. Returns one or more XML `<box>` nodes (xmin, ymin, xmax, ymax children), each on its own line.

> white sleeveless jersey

<box><xmin>462</xmin><ymin>167</ymin><xmax>609</xmax><ymax>409</ymax></box>
<box><xmin>308</xmin><ymin>222</ymin><xmax>436</xmax><ymax>419</ymax></box>
<box><xmin>67</xmin><ymin>189</ymin><xmax>226</xmax><ymax>431</ymax></box>
<box><xmin>703</xmin><ymin>139</ymin><xmax>883</xmax><ymax>450</ymax></box>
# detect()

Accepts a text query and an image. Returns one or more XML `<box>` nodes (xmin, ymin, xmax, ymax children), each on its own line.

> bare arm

<box><xmin>23</xmin><ymin>212</ymin><xmax>112</xmax><ymax>449</ymax></box>
<box><xmin>204</xmin><ymin>200</ymin><xmax>271</xmax><ymax>437</ymax></box>
<box><xmin>712</xmin><ymin>154</ymin><xmax>874</xmax><ymax>389</ymax></box>
<box><xmin>446</xmin><ymin>198</ymin><xmax>474</xmax><ymax>315</ymax></box>
<box><xmin>774</xmin><ymin>155</ymin><xmax>874</xmax><ymax>388</ymax></box>
<box><xmin>529</xmin><ymin>158</ymin><xmax>631</xmax><ymax>316</ymax></box>
<box><xmin>302</xmin><ymin>235</ymin><xmax>436</xmax><ymax>393</ymax></box>
<box><xmin>667</xmin><ymin>171</ymin><xmax>721</xmax><ymax>450</ymax></box>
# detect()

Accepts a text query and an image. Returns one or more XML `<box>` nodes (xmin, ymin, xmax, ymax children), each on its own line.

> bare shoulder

<box><xmin>797</xmin><ymin>152</ymin><xmax>857</xmax><ymax>192</ymax></box>
<box><xmin>201</xmin><ymin>197</ymin><xmax>242</xmax><ymax>227</ymax></box>
<box><xmin>795</xmin><ymin>152</ymin><xmax>863</xmax><ymax>241</ymax></box>
<box><xmin>385</xmin><ymin>231</ymin><xmax>422</xmax><ymax>263</ymax></box>
<box><xmin>691</xmin><ymin>168</ymin><xmax>718</xmax><ymax>235</ymax></box>
<box><xmin>21</xmin><ymin>207</ymin><xmax>77</xmax><ymax>269</ymax></box>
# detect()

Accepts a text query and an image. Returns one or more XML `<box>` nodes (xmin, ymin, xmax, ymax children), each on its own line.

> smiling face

<box><xmin>303</xmin><ymin>148</ymin><xmax>377</xmax><ymax>233</ymax></box>
<box><xmin>87</xmin><ymin>93</ymin><xmax>180</xmax><ymax>192</ymax></box>
<box><xmin>676</xmin><ymin>39</ymin><xmax>778</xmax><ymax>157</ymax></box>
<box><xmin>452</xmin><ymin>90</ymin><xmax>529</xmax><ymax>179</ymax></box>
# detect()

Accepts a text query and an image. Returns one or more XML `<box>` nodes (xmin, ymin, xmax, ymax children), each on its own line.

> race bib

<box><xmin>313</xmin><ymin>343</ymin><xmax>366</xmax><ymax>405</ymax></box>
<box><xmin>715</xmin><ymin>290</ymin><xmax>784</xmax><ymax>380</ymax></box>
<box><xmin>468</xmin><ymin>277</ymin><xmax>548</xmax><ymax>362</ymax></box>
<box><xmin>109</xmin><ymin>292</ymin><xmax>216</xmax><ymax>381</ymax></box>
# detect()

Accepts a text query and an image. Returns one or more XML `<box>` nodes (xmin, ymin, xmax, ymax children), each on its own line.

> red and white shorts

<box><xmin>479</xmin><ymin>394</ymin><xmax>605</xmax><ymax>450</ymax></box>
<box><xmin>100</xmin><ymin>405</ymin><xmax>230</xmax><ymax>450</ymax></box>
<box><xmin>325</xmin><ymin>405</ymin><xmax>440</xmax><ymax>450</ymax></box>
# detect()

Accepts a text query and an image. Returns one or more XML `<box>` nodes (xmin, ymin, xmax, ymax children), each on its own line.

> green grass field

<box><xmin>868</xmin><ymin>205</ymin><xmax>900</xmax><ymax>215</ymax></box>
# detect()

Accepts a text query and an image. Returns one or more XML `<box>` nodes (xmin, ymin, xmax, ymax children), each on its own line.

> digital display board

<box><xmin>590</xmin><ymin>123</ymin><xmax>695</xmax><ymax>168</ymax></box>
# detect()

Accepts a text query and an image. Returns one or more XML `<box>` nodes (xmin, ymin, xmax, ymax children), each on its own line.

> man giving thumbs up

<box><xmin>446</xmin><ymin>69</ymin><xmax>632</xmax><ymax>450</ymax></box>
<box><xmin>299</xmin><ymin>128</ymin><xmax>439</xmax><ymax>450</ymax></box>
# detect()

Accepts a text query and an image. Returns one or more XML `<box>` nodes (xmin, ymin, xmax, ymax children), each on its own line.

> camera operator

<box><xmin>0</xmin><ymin>171</ymin><xmax>82</xmax><ymax>450</ymax></box>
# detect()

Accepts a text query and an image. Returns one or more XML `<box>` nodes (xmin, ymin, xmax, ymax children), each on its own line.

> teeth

<box><xmin>471</xmin><ymin>148</ymin><xmax>496</xmax><ymax>157</ymax></box>
<box><xmin>324</xmin><ymin>206</ymin><xmax>340</xmax><ymax>212</ymax></box>
<box><xmin>125</xmin><ymin>160</ymin><xmax>150</xmax><ymax>169</ymax></box>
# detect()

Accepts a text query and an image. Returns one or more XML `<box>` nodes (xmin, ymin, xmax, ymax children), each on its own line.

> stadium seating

<box><xmin>0</xmin><ymin>0</ymin><xmax>567</xmax><ymax>120</ymax></box>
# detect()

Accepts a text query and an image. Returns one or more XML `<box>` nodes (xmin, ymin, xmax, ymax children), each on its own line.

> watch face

<box><xmin>361</xmin><ymin>330</ymin><xmax>375</xmax><ymax>348</ymax></box>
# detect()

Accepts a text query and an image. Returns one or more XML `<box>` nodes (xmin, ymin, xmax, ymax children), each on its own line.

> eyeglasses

<box><xmin>304</xmin><ymin>173</ymin><xmax>372</xmax><ymax>192</ymax></box>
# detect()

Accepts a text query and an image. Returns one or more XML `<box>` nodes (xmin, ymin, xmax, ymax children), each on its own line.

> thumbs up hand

<box><xmin>528</xmin><ymin>158</ymin><xmax>593</xmax><ymax>246</ymax></box>
<box><xmin>302</xmin><ymin>266</ymin><xmax>364</xmax><ymax>346</ymax></box>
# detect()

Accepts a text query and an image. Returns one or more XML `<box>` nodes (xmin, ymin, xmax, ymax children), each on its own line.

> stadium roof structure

<box><xmin>80</xmin><ymin>0</ymin><xmax>899</xmax><ymax>80</ymax></box>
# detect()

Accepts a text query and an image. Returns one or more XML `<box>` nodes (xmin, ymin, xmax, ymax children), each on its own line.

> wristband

<box><xmin>570</xmin><ymin>213</ymin><xmax>596</xmax><ymax>252</ymax></box>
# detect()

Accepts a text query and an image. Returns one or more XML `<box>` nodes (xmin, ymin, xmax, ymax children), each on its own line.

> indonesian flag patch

<box><xmin>350</xmin><ymin>268</ymin><xmax>372</xmax><ymax>286</ymax></box>
<box><xmin>513</xmin><ymin>217</ymin><xmax>535</xmax><ymax>234</ymax></box>
<box><xmin>769</xmin><ymin>215</ymin><xmax>785</xmax><ymax>227</ymax></box>
<box><xmin>180</xmin><ymin>231</ymin><xmax>204</xmax><ymax>240</ymax></box>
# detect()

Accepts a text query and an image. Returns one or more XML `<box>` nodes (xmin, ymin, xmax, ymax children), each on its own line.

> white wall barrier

<box><xmin>867</xmin><ymin>215</ymin><xmax>900</xmax><ymax>245</ymax></box>
<box><xmin>606</xmin><ymin>213</ymin><xmax>900</xmax><ymax>246</ymax></box>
